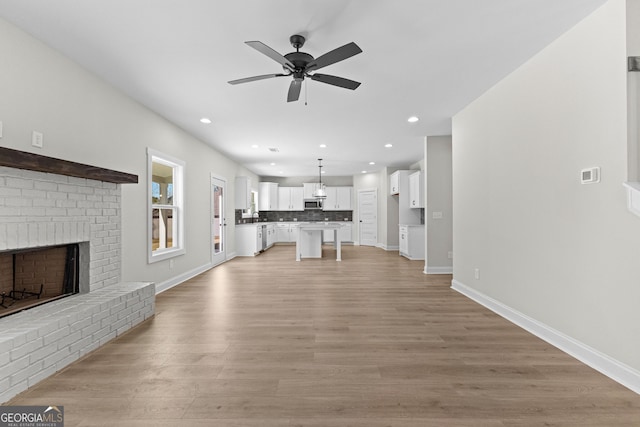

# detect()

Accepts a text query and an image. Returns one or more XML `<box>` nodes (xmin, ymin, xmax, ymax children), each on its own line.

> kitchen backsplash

<box><xmin>235</xmin><ymin>210</ymin><xmax>352</xmax><ymax>224</ymax></box>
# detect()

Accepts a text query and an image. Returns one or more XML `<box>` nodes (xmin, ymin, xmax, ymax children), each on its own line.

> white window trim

<box><xmin>147</xmin><ymin>147</ymin><xmax>186</xmax><ymax>263</ymax></box>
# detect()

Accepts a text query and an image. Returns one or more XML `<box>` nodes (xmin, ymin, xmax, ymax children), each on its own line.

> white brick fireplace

<box><xmin>0</xmin><ymin>166</ymin><xmax>119</xmax><ymax>289</ymax></box>
<box><xmin>0</xmin><ymin>162</ymin><xmax>155</xmax><ymax>403</ymax></box>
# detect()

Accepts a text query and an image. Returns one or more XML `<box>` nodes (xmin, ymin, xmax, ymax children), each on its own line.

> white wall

<box><xmin>453</xmin><ymin>0</ymin><xmax>640</xmax><ymax>376</ymax></box>
<box><xmin>628</xmin><ymin>0</ymin><xmax>640</xmax><ymax>181</ymax></box>
<box><xmin>0</xmin><ymin>17</ymin><xmax>253</xmax><ymax>289</ymax></box>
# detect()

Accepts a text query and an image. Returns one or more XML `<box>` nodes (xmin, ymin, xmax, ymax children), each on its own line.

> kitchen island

<box><xmin>296</xmin><ymin>222</ymin><xmax>344</xmax><ymax>261</ymax></box>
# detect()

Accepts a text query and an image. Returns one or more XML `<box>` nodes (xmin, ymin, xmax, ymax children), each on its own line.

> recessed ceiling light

<box><xmin>279</xmin><ymin>171</ymin><xmax>283</xmax><ymax>174</ymax></box>
<box><xmin>407</xmin><ymin>116</ymin><xmax>419</xmax><ymax>123</ymax></box>
<box><xmin>361</xmin><ymin>170</ymin><xmax>367</xmax><ymax>174</ymax></box>
<box><xmin>385</xmin><ymin>143</ymin><xmax>393</xmax><ymax>148</ymax></box>
<box><xmin>321</xmin><ymin>170</ymin><xmax>326</xmax><ymax>174</ymax></box>
<box><xmin>369</xmin><ymin>161</ymin><xmax>375</xmax><ymax>165</ymax></box>
<box><xmin>251</xmin><ymin>144</ymin><xmax>259</xmax><ymax>149</ymax></box>
<box><xmin>200</xmin><ymin>117</ymin><xmax>212</xmax><ymax>124</ymax></box>
<box><xmin>270</xmin><ymin>162</ymin><xmax>276</xmax><ymax>166</ymax></box>
<box><xmin>319</xmin><ymin>144</ymin><xmax>327</xmax><ymax>148</ymax></box>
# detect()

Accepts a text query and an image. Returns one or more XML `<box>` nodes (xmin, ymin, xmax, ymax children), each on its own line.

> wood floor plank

<box><xmin>7</xmin><ymin>245</ymin><xmax>640</xmax><ymax>425</ymax></box>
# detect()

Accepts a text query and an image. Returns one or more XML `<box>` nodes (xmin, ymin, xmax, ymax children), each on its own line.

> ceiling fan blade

<box><xmin>310</xmin><ymin>74</ymin><xmax>361</xmax><ymax>90</ymax></box>
<box><xmin>245</xmin><ymin>41</ymin><xmax>295</xmax><ymax>71</ymax></box>
<box><xmin>306</xmin><ymin>42</ymin><xmax>362</xmax><ymax>72</ymax></box>
<box><xmin>287</xmin><ymin>80</ymin><xmax>302</xmax><ymax>102</ymax></box>
<box><xmin>228</xmin><ymin>73</ymin><xmax>287</xmax><ymax>85</ymax></box>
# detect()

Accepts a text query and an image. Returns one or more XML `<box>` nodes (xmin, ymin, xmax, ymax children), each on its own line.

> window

<box><xmin>241</xmin><ymin>190</ymin><xmax>259</xmax><ymax>219</ymax></box>
<box><xmin>148</xmin><ymin>148</ymin><xmax>185</xmax><ymax>263</ymax></box>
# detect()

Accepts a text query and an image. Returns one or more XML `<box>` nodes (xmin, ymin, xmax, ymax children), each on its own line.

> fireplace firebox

<box><xmin>0</xmin><ymin>243</ymin><xmax>81</xmax><ymax>318</ymax></box>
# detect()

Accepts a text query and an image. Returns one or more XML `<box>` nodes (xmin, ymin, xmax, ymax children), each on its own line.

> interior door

<box><xmin>358</xmin><ymin>189</ymin><xmax>377</xmax><ymax>246</ymax></box>
<box><xmin>211</xmin><ymin>175</ymin><xmax>226</xmax><ymax>266</ymax></box>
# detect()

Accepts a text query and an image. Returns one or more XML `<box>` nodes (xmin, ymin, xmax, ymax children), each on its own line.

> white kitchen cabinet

<box><xmin>266</xmin><ymin>224</ymin><xmax>276</xmax><ymax>248</ymax></box>
<box><xmin>275</xmin><ymin>222</ymin><xmax>301</xmax><ymax>243</ymax></box>
<box><xmin>235</xmin><ymin>176</ymin><xmax>251</xmax><ymax>210</ymax></box>
<box><xmin>399</xmin><ymin>224</ymin><xmax>425</xmax><ymax>260</ymax></box>
<box><xmin>278</xmin><ymin>187</ymin><xmax>304</xmax><ymax>211</ymax></box>
<box><xmin>409</xmin><ymin>170</ymin><xmax>424</xmax><ymax>208</ymax></box>
<box><xmin>303</xmin><ymin>182</ymin><xmax>320</xmax><ymax>199</ymax></box>
<box><xmin>391</xmin><ymin>170</ymin><xmax>421</xmax><ymax>225</ymax></box>
<box><xmin>236</xmin><ymin>224</ymin><xmax>260</xmax><ymax>256</ymax></box>
<box><xmin>323</xmin><ymin>187</ymin><xmax>352</xmax><ymax>211</ymax></box>
<box><xmin>290</xmin><ymin>223</ymin><xmax>300</xmax><ymax>242</ymax></box>
<box><xmin>276</xmin><ymin>223</ymin><xmax>291</xmax><ymax>242</ymax></box>
<box><xmin>389</xmin><ymin>171</ymin><xmax>400</xmax><ymax>195</ymax></box>
<box><xmin>258</xmin><ymin>182</ymin><xmax>278</xmax><ymax>211</ymax></box>
<box><xmin>323</xmin><ymin>222</ymin><xmax>353</xmax><ymax>243</ymax></box>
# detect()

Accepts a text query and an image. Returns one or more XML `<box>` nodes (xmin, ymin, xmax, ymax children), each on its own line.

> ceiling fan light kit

<box><xmin>229</xmin><ymin>34</ymin><xmax>362</xmax><ymax>102</ymax></box>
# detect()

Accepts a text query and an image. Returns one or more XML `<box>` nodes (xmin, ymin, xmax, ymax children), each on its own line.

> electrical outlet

<box><xmin>448</xmin><ymin>251</ymin><xmax>453</xmax><ymax>259</ymax></box>
<box><xmin>432</xmin><ymin>211</ymin><xmax>443</xmax><ymax>219</ymax></box>
<box><xmin>474</xmin><ymin>268</ymin><xmax>480</xmax><ymax>280</ymax></box>
<box><xmin>32</xmin><ymin>131</ymin><xmax>43</xmax><ymax>148</ymax></box>
<box><xmin>0</xmin><ymin>121</ymin><xmax>3</xmax><ymax>138</ymax></box>
<box><xmin>169</xmin><ymin>259</ymin><xmax>174</xmax><ymax>269</ymax></box>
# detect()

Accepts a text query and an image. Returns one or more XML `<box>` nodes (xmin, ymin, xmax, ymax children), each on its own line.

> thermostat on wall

<box><xmin>581</xmin><ymin>167</ymin><xmax>600</xmax><ymax>184</ymax></box>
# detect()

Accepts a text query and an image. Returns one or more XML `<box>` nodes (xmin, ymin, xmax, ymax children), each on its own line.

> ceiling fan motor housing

<box><xmin>284</xmin><ymin>51</ymin><xmax>314</xmax><ymax>72</ymax></box>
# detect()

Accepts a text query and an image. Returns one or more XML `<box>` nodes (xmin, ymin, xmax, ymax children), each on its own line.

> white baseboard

<box><xmin>155</xmin><ymin>262</ymin><xmax>213</xmax><ymax>294</ymax></box>
<box><xmin>424</xmin><ymin>266</ymin><xmax>453</xmax><ymax>274</ymax></box>
<box><xmin>377</xmin><ymin>243</ymin><xmax>399</xmax><ymax>251</ymax></box>
<box><xmin>451</xmin><ymin>279</ymin><xmax>640</xmax><ymax>395</ymax></box>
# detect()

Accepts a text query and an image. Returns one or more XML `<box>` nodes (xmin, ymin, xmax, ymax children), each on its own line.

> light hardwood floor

<box><xmin>8</xmin><ymin>245</ymin><xmax>640</xmax><ymax>426</ymax></box>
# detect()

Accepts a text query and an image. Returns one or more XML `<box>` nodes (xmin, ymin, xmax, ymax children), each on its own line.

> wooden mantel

<box><xmin>0</xmin><ymin>147</ymin><xmax>138</xmax><ymax>184</ymax></box>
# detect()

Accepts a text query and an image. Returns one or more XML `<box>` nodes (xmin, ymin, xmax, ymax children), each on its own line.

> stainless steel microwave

<box><xmin>304</xmin><ymin>199</ymin><xmax>323</xmax><ymax>209</ymax></box>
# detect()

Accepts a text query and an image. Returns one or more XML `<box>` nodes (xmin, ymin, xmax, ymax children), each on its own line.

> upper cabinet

<box><xmin>258</xmin><ymin>182</ymin><xmax>278</xmax><ymax>211</ymax></box>
<box><xmin>390</xmin><ymin>170</ymin><xmax>421</xmax><ymax>225</ymax></box>
<box><xmin>235</xmin><ymin>176</ymin><xmax>251</xmax><ymax>210</ymax></box>
<box><xmin>323</xmin><ymin>187</ymin><xmax>352</xmax><ymax>211</ymax></box>
<box><xmin>278</xmin><ymin>187</ymin><xmax>304</xmax><ymax>211</ymax></box>
<box><xmin>409</xmin><ymin>170</ymin><xmax>424</xmax><ymax>208</ymax></box>
<box><xmin>303</xmin><ymin>182</ymin><xmax>320</xmax><ymax>199</ymax></box>
<box><xmin>389</xmin><ymin>171</ymin><xmax>400</xmax><ymax>195</ymax></box>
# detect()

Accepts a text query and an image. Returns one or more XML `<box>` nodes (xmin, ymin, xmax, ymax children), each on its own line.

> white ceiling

<box><xmin>0</xmin><ymin>0</ymin><xmax>606</xmax><ymax>177</ymax></box>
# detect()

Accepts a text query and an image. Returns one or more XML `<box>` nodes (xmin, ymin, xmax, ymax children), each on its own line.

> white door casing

<box><xmin>358</xmin><ymin>189</ymin><xmax>377</xmax><ymax>246</ymax></box>
<box><xmin>211</xmin><ymin>174</ymin><xmax>226</xmax><ymax>266</ymax></box>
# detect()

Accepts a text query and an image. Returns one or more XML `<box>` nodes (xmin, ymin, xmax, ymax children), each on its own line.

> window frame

<box><xmin>147</xmin><ymin>148</ymin><xmax>185</xmax><ymax>263</ymax></box>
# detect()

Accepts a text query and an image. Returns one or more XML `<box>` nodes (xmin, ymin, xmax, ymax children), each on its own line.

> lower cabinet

<box><xmin>275</xmin><ymin>223</ymin><xmax>301</xmax><ymax>243</ymax></box>
<box><xmin>276</xmin><ymin>223</ymin><xmax>290</xmax><ymax>242</ymax></box>
<box><xmin>399</xmin><ymin>224</ymin><xmax>425</xmax><ymax>260</ymax></box>
<box><xmin>322</xmin><ymin>222</ymin><xmax>353</xmax><ymax>243</ymax></box>
<box><xmin>266</xmin><ymin>224</ymin><xmax>275</xmax><ymax>248</ymax></box>
<box><xmin>236</xmin><ymin>225</ymin><xmax>261</xmax><ymax>256</ymax></box>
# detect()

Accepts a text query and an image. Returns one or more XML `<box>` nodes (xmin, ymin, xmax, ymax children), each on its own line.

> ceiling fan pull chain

<box><xmin>305</xmin><ymin>79</ymin><xmax>308</xmax><ymax>106</ymax></box>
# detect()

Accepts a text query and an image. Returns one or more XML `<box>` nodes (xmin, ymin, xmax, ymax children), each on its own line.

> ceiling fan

<box><xmin>228</xmin><ymin>34</ymin><xmax>362</xmax><ymax>102</ymax></box>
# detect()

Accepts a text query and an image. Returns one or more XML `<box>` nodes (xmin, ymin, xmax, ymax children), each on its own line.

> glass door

<box><xmin>211</xmin><ymin>175</ymin><xmax>226</xmax><ymax>266</ymax></box>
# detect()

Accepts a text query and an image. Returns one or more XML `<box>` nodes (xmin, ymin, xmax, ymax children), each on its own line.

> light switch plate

<box><xmin>32</xmin><ymin>131</ymin><xmax>44</xmax><ymax>148</ymax></box>
<box><xmin>0</xmin><ymin>121</ymin><xmax>3</xmax><ymax>138</ymax></box>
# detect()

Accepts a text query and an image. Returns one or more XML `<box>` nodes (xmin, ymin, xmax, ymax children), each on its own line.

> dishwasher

<box><xmin>261</xmin><ymin>224</ymin><xmax>267</xmax><ymax>251</ymax></box>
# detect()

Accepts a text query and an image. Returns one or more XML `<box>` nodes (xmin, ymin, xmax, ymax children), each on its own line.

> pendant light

<box><xmin>313</xmin><ymin>158</ymin><xmax>327</xmax><ymax>199</ymax></box>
